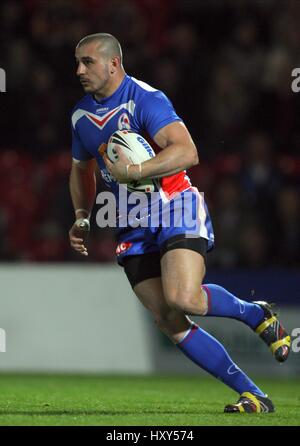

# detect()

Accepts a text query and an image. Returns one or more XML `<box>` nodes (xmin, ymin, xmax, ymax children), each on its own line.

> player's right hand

<box><xmin>69</xmin><ymin>220</ymin><xmax>90</xmax><ymax>256</ymax></box>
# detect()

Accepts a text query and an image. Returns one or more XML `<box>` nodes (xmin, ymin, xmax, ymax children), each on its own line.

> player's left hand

<box><xmin>102</xmin><ymin>145</ymin><xmax>132</xmax><ymax>183</ymax></box>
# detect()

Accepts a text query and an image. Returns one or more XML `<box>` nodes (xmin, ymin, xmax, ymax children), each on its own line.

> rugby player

<box><xmin>69</xmin><ymin>33</ymin><xmax>291</xmax><ymax>413</ymax></box>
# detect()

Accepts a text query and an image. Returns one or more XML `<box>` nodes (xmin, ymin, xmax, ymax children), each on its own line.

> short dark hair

<box><xmin>76</xmin><ymin>33</ymin><xmax>123</xmax><ymax>62</ymax></box>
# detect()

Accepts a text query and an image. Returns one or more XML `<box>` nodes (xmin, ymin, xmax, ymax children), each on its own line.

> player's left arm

<box><xmin>102</xmin><ymin>121</ymin><xmax>199</xmax><ymax>182</ymax></box>
<box><xmin>135</xmin><ymin>121</ymin><xmax>199</xmax><ymax>180</ymax></box>
<box><xmin>103</xmin><ymin>90</ymin><xmax>199</xmax><ymax>182</ymax></box>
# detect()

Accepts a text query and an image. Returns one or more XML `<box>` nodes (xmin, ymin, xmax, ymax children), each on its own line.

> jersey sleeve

<box><xmin>136</xmin><ymin>90</ymin><xmax>182</xmax><ymax>139</ymax></box>
<box><xmin>71</xmin><ymin>123</ymin><xmax>93</xmax><ymax>161</ymax></box>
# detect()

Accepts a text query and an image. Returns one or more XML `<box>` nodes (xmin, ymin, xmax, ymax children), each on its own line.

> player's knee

<box><xmin>166</xmin><ymin>288</ymin><xmax>207</xmax><ymax>315</ymax></box>
<box><xmin>164</xmin><ymin>288</ymin><xmax>190</xmax><ymax>311</ymax></box>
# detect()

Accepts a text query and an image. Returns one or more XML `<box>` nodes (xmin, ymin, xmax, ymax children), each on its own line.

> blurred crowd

<box><xmin>0</xmin><ymin>0</ymin><xmax>300</xmax><ymax>267</ymax></box>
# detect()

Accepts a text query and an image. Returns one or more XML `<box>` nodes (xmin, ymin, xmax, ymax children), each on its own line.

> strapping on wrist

<box><xmin>75</xmin><ymin>209</ymin><xmax>90</xmax><ymax>218</ymax></box>
<box><xmin>127</xmin><ymin>164</ymin><xmax>142</xmax><ymax>181</ymax></box>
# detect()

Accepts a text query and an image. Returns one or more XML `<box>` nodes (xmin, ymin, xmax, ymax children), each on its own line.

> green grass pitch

<box><xmin>0</xmin><ymin>374</ymin><xmax>299</xmax><ymax>426</ymax></box>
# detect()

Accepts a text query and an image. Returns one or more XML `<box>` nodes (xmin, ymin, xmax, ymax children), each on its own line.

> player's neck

<box><xmin>94</xmin><ymin>71</ymin><xmax>126</xmax><ymax>101</ymax></box>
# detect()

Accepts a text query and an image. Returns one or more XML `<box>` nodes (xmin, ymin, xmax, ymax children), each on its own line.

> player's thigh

<box><xmin>122</xmin><ymin>252</ymin><xmax>169</xmax><ymax>316</ymax></box>
<box><xmin>133</xmin><ymin>277</ymin><xmax>170</xmax><ymax>316</ymax></box>
<box><xmin>160</xmin><ymin>247</ymin><xmax>206</xmax><ymax>306</ymax></box>
<box><xmin>123</xmin><ymin>252</ymin><xmax>194</xmax><ymax>339</ymax></box>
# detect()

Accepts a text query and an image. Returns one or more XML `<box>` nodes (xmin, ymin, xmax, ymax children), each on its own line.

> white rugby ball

<box><xmin>107</xmin><ymin>130</ymin><xmax>157</xmax><ymax>192</ymax></box>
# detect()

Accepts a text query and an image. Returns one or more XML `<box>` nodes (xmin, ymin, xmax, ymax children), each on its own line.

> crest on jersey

<box><xmin>118</xmin><ymin>113</ymin><xmax>131</xmax><ymax>130</ymax></box>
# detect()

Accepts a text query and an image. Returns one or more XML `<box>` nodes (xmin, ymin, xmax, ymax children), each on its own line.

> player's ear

<box><xmin>110</xmin><ymin>56</ymin><xmax>120</xmax><ymax>73</ymax></box>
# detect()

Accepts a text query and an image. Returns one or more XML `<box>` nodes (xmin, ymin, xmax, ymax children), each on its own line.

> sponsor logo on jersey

<box><xmin>116</xmin><ymin>241</ymin><xmax>133</xmax><ymax>255</ymax></box>
<box><xmin>96</xmin><ymin>107</ymin><xmax>109</xmax><ymax>114</ymax></box>
<box><xmin>118</xmin><ymin>112</ymin><xmax>131</xmax><ymax>130</ymax></box>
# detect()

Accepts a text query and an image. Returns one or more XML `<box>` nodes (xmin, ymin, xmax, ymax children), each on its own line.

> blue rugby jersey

<box><xmin>71</xmin><ymin>75</ymin><xmax>193</xmax><ymax>202</ymax></box>
<box><xmin>71</xmin><ymin>74</ymin><xmax>215</xmax><ymax>256</ymax></box>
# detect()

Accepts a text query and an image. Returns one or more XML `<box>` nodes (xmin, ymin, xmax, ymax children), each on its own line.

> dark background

<box><xmin>0</xmin><ymin>0</ymin><xmax>300</xmax><ymax>269</ymax></box>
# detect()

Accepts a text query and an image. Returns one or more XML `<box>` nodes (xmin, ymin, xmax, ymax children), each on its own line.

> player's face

<box><xmin>75</xmin><ymin>42</ymin><xmax>110</xmax><ymax>95</ymax></box>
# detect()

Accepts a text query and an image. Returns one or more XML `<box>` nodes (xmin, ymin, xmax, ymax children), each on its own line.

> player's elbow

<box><xmin>187</xmin><ymin>144</ymin><xmax>199</xmax><ymax>168</ymax></box>
<box><xmin>192</xmin><ymin>147</ymin><xmax>199</xmax><ymax>166</ymax></box>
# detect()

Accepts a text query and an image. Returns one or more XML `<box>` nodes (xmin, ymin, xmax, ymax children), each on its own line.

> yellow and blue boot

<box><xmin>224</xmin><ymin>392</ymin><xmax>275</xmax><ymax>413</ymax></box>
<box><xmin>253</xmin><ymin>301</ymin><xmax>291</xmax><ymax>363</ymax></box>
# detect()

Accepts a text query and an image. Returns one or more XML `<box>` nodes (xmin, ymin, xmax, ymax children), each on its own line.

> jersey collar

<box><xmin>92</xmin><ymin>74</ymin><xmax>130</xmax><ymax>105</ymax></box>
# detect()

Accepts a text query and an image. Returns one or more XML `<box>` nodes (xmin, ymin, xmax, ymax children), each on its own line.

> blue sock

<box><xmin>177</xmin><ymin>324</ymin><xmax>265</xmax><ymax>396</ymax></box>
<box><xmin>202</xmin><ymin>284</ymin><xmax>264</xmax><ymax>329</ymax></box>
